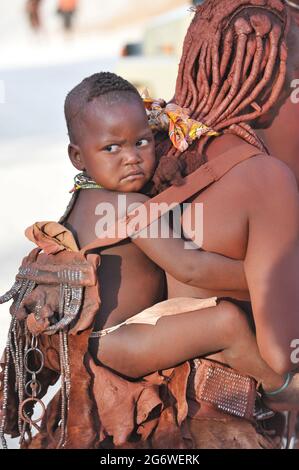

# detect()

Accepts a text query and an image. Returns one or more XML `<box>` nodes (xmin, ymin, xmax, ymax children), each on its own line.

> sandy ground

<box><xmin>0</xmin><ymin>0</ymin><xmax>189</xmax><ymax>69</ymax></box>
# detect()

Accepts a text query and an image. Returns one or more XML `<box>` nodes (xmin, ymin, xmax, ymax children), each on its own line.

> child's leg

<box><xmin>92</xmin><ymin>300</ymin><xmax>285</xmax><ymax>393</ymax></box>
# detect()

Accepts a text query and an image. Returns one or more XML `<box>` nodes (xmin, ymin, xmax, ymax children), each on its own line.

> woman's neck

<box><xmin>257</xmin><ymin>97</ymin><xmax>299</xmax><ymax>190</ymax></box>
<box><xmin>205</xmin><ymin>134</ymin><xmax>249</xmax><ymax>162</ymax></box>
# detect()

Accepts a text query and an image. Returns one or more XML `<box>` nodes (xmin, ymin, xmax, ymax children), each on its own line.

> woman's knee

<box><xmin>217</xmin><ymin>300</ymin><xmax>251</xmax><ymax>340</ymax></box>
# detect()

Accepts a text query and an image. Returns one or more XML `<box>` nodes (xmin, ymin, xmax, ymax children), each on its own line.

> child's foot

<box><xmin>263</xmin><ymin>373</ymin><xmax>299</xmax><ymax>411</ymax></box>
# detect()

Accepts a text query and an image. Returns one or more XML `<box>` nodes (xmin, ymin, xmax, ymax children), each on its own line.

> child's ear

<box><xmin>68</xmin><ymin>143</ymin><xmax>85</xmax><ymax>171</ymax></box>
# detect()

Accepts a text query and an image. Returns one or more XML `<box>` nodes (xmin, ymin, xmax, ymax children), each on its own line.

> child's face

<box><xmin>71</xmin><ymin>97</ymin><xmax>156</xmax><ymax>192</ymax></box>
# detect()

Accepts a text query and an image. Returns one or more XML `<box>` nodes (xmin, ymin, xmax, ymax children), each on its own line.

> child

<box><xmin>24</xmin><ymin>72</ymin><xmax>297</xmax><ymax>406</ymax></box>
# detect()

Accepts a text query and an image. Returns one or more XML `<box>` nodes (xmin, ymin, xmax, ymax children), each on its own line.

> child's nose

<box><xmin>123</xmin><ymin>147</ymin><xmax>142</xmax><ymax>164</ymax></box>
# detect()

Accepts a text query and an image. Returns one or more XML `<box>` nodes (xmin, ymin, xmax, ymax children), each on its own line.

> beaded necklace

<box><xmin>59</xmin><ymin>173</ymin><xmax>102</xmax><ymax>225</ymax></box>
<box><xmin>69</xmin><ymin>172</ymin><xmax>102</xmax><ymax>192</ymax></box>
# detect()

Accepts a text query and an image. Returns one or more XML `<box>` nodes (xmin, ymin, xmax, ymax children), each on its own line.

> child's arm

<box><xmin>127</xmin><ymin>198</ymin><xmax>247</xmax><ymax>292</ymax></box>
<box><xmin>132</xmin><ymin>230</ymin><xmax>246</xmax><ymax>291</ymax></box>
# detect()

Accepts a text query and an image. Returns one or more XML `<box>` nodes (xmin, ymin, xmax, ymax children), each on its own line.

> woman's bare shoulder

<box><xmin>232</xmin><ymin>153</ymin><xmax>298</xmax><ymax>195</ymax></box>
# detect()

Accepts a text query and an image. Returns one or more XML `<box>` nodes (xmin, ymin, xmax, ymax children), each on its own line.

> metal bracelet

<box><xmin>263</xmin><ymin>372</ymin><xmax>292</xmax><ymax>397</ymax></box>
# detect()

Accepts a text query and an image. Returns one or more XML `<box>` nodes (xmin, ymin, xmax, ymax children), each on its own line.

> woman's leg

<box><xmin>92</xmin><ymin>300</ymin><xmax>285</xmax><ymax>392</ymax></box>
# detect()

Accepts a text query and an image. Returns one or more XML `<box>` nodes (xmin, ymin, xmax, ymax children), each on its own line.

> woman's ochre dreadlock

<box><xmin>153</xmin><ymin>0</ymin><xmax>290</xmax><ymax>194</ymax></box>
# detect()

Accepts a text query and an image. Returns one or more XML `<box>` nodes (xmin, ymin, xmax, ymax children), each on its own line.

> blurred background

<box><xmin>0</xmin><ymin>0</ymin><xmax>203</xmax><ymax>447</ymax></box>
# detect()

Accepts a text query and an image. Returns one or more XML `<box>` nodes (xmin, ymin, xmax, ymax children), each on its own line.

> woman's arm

<box><xmin>244</xmin><ymin>158</ymin><xmax>299</xmax><ymax>375</ymax></box>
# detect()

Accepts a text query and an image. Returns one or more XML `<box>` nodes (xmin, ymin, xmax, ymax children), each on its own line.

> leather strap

<box><xmin>80</xmin><ymin>144</ymin><xmax>263</xmax><ymax>254</ymax></box>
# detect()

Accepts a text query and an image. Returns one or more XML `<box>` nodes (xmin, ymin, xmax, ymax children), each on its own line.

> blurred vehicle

<box><xmin>116</xmin><ymin>2</ymin><xmax>204</xmax><ymax>101</ymax></box>
<box><xmin>121</xmin><ymin>42</ymin><xmax>143</xmax><ymax>57</ymax></box>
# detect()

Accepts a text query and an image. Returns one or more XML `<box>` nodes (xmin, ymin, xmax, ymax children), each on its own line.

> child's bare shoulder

<box><xmin>113</xmin><ymin>192</ymin><xmax>149</xmax><ymax>219</ymax></box>
<box><xmin>125</xmin><ymin>192</ymin><xmax>149</xmax><ymax>205</ymax></box>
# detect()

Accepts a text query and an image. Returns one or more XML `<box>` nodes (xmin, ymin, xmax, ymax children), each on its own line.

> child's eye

<box><xmin>104</xmin><ymin>144</ymin><xmax>120</xmax><ymax>153</ymax></box>
<box><xmin>136</xmin><ymin>139</ymin><xmax>150</xmax><ymax>148</ymax></box>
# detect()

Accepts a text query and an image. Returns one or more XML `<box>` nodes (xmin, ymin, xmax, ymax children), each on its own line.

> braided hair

<box><xmin>64</xmin><ymin>72</ymin><xmax>141</xmax><ymax>143</ymax></box>
<box><xmin>153</xmin><ymin>0</ymin><xmax>291</xmax><ymax>194</ymax></box>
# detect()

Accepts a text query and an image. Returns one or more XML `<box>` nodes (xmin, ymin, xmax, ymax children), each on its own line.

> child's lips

<box><xmin>121</xmin><ymin>170</ymin><xmax>145</xmax><ymax>182</ymax></box>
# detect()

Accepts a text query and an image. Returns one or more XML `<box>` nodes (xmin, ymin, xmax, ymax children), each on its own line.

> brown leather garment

<box><xmin>15</xmin><ymin>247</ymin><xmax>101</xmax><ymax>336</ymax></box>
<box><xmin>18</xmin><ymin>343</ymin><xmax>281</xmax><ymax>449</ymax></box>
<box><xmin>186</xmin><ymin>415</ymin><xmax>281</xmax><ymax>449</ymax></box>
<box><xmin>22</xmin><ymin>343</ymin><xmax>193</xmax><ymax>449</ymax></box>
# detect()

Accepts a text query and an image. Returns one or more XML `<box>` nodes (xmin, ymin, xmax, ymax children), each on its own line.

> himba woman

<box><xmin>146</xmin><ymin>0</ymin><xmax>299</xmax><ymax>449</ymax></box>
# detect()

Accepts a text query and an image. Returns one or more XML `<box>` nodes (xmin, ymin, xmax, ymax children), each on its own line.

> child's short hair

<box><xmin>65</xmin><ymin>72</ymin><xmax>142</xmax><ymax>142</ymax></box>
